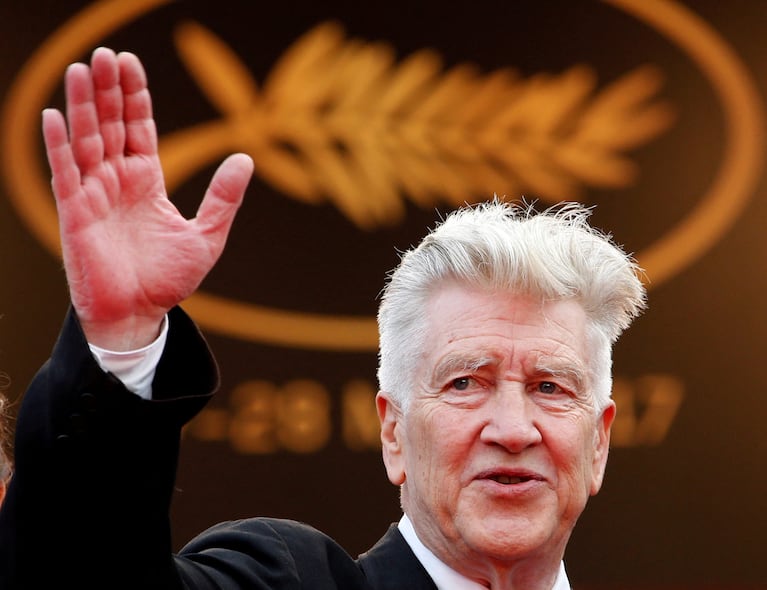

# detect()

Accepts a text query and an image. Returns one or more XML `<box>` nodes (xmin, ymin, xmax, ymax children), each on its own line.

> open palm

<box><xmin>43</xmin><ymin>48</ymin><xmax>253</xmax><ymax>349</ymax></box>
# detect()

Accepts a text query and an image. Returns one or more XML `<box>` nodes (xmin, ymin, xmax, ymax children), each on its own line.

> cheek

<box><xmin>548</xmin><ymin>420</ymin><xmax>599</xmax><ymax>489</ymax></box>
<box><xmin>405</xmin><ymin>411</ymin><xmax>474</xmax><ymax>479</ymax></box>
<box><xmin>579</xmin><ymin>430</ymin><xmax>605</xmax><ymax>494</ymax></box>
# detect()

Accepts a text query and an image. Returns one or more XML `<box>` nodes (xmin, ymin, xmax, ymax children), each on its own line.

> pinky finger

<box><xmin>42</xmin><ymin>108</ymin><xmax>82</xmax><ymax>201</ymax></box>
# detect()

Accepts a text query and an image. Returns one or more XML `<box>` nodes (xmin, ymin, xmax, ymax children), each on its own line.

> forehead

<box><xmin>420</xmin><ymin>284</ymin><xmax>590</xmax><ymax>374</ymax></box>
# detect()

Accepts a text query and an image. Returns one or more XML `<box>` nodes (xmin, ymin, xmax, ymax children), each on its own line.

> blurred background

<box><xmin>1</xmin><ymin>1</ymin><xmax>766</xmax><ymax>587</ymax></box>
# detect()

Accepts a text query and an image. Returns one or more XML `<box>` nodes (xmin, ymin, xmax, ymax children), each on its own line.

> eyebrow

<box><xmin>431</xmin><ymin>353</ymin><xmax>499</xmax><ymax>385</ymax></box>
<box><xmin>429</xmin><ymin>351</ymin><xmax>590</xmax><ymax>393</ymax></box>
<box><xmin>532</xmin><ymin>355</ymin><xmax>589</xmax><ymax>392</ymax></box>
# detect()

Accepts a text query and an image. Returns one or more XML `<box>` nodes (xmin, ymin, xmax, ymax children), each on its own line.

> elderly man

<box><xmin>0</xmin><ymin>48</ymin><xmax>645</xmax><ymax>589</ymax></box>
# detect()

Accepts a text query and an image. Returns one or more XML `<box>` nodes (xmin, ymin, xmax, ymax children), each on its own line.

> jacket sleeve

<box><xmin>0</xmin><ymin>306</ymin><xmax>218</xmax><ymax>590</ymax></box>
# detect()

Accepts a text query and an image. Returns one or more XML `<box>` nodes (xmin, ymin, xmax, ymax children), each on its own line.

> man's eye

<box><xmin>537</xmin><ymin>381</ymin><xmax>560</xmax><ymax>394</ymax></box>
<box><xmin>452</xmin><ymin>377</ymin><xmax>472</xmax><ymax>391</ymax></box>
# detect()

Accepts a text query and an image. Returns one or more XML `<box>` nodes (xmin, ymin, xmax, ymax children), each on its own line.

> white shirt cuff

<box><xmin>88</xmin><ymin>315</ymin><xmax>169</xmax><ymax>400</ymax></box>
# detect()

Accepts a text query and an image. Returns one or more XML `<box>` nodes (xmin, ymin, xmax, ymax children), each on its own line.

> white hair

<box><xmin>377</xmin><ymin>200</ymin><xmax>646</xmax><ymax>412</ymax></box>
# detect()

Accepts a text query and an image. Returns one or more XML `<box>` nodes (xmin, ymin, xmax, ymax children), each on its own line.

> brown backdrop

<box><xmin>1</xmin><ymin>1</ymin><xmax>766</xmax><ymax>587</ymax></box>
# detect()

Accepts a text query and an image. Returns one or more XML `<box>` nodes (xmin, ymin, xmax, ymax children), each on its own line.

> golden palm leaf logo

<box><xmin>160</xmin><ymin>20</ymin><xmax>674</xmax><ymax>229</ymax></box>
<box><xmin>2</xmin><ymin>0</ymin><xmax>763</xmax><ymax>349</ymax></box>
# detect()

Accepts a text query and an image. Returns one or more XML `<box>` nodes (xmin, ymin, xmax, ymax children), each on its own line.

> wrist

<box><xmin>80</xmin><ymin>313</ymin><xmax>166</xmax><ymax>351</ymax></box>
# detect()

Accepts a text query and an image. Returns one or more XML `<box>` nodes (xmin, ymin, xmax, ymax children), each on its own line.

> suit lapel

<box><xmin>357</xmin><ymin>524</ymin><xmax>438</xmax><ymax>590</ymax></box>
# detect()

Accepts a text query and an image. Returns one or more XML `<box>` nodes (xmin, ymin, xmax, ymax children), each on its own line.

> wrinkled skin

<box><xmin>42</xmin><ymin>47</ymin><xmax>253</xmax><ymax>350</ymax></box>
<box><xmin>378</xmin><ymin>285</ymin><xmax>615</xmax><ymax>589</ymax></box>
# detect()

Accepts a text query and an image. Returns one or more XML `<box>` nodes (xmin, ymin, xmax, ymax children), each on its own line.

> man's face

<box><xmin>378</xmin><ymin>284</ymin><xmax>615</xmax><ymax>576</ymax></box>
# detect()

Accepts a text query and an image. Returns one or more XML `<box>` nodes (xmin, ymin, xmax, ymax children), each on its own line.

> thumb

<box><xmin>195</xmin><ymin>153</ymin><xmax>254</xmax><ymax>239</ymax></box>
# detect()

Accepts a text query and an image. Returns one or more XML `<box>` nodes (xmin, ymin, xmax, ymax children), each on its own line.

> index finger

<box><xmin>116</xmin><ymin>51</ymin><xmax>158</xmax><ymax>157</ymax></box>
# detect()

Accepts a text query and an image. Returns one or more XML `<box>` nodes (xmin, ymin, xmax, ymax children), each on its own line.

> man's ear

<box><xmin>377</xmin><ymin>391</ymin><xmax>406</xmax><ymax>486</ymax></box>
<box><xmin>590</xmin><ymin>401</ymin><xmax>616</xmax><ymax>496</ymax></box>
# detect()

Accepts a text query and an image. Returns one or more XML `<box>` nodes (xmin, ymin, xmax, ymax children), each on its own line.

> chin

<box><xmin>462</xmin><ymin>520</ymin><xmax>558</xmax><ymax>562</ymax></box>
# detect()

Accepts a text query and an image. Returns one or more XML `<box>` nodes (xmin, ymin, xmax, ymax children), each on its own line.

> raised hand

<box><xmin>42</xmin><ymin>47</ymin><xmax>253</xmax><ymax>350</ymax></box>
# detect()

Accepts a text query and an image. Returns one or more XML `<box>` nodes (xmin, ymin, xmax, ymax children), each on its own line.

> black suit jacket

<box><xmin>0</xmin><ymin>308</ymin><xmax>437</xmax><ymax>590</ymax></box>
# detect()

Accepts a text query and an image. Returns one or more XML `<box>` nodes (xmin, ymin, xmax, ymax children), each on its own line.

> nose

<box><xmin>479</xmin><ymin>385</ymin><xmax>542</xmax><ymax>452</ymax></box>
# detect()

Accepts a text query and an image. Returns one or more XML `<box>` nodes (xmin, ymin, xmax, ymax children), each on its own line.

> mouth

<box><xmin>478</xmin><ymin>470</ymin><xmax>544</xmax><ymax>486</ymax></box>
<box><xmin>489</xmin><ymin>474</ymin><xmax>533</xmax><ymax>485</ymax></box>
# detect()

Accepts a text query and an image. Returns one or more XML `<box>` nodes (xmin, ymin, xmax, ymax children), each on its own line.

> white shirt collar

<box><xmin>398</xmin><ymin>514</ymin><xmax>571</xmax><ymax>590</ymax></box>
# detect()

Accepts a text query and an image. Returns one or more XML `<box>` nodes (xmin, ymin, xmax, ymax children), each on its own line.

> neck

<box><xmin>456</xmin><ymin>554</ymin><xmax>562</xmax><ymax>590</ymax></box>
<box><xmin>399</xmin><ymin>514</ymin><xmax>566</xmax><ymax>590</ymax></box>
